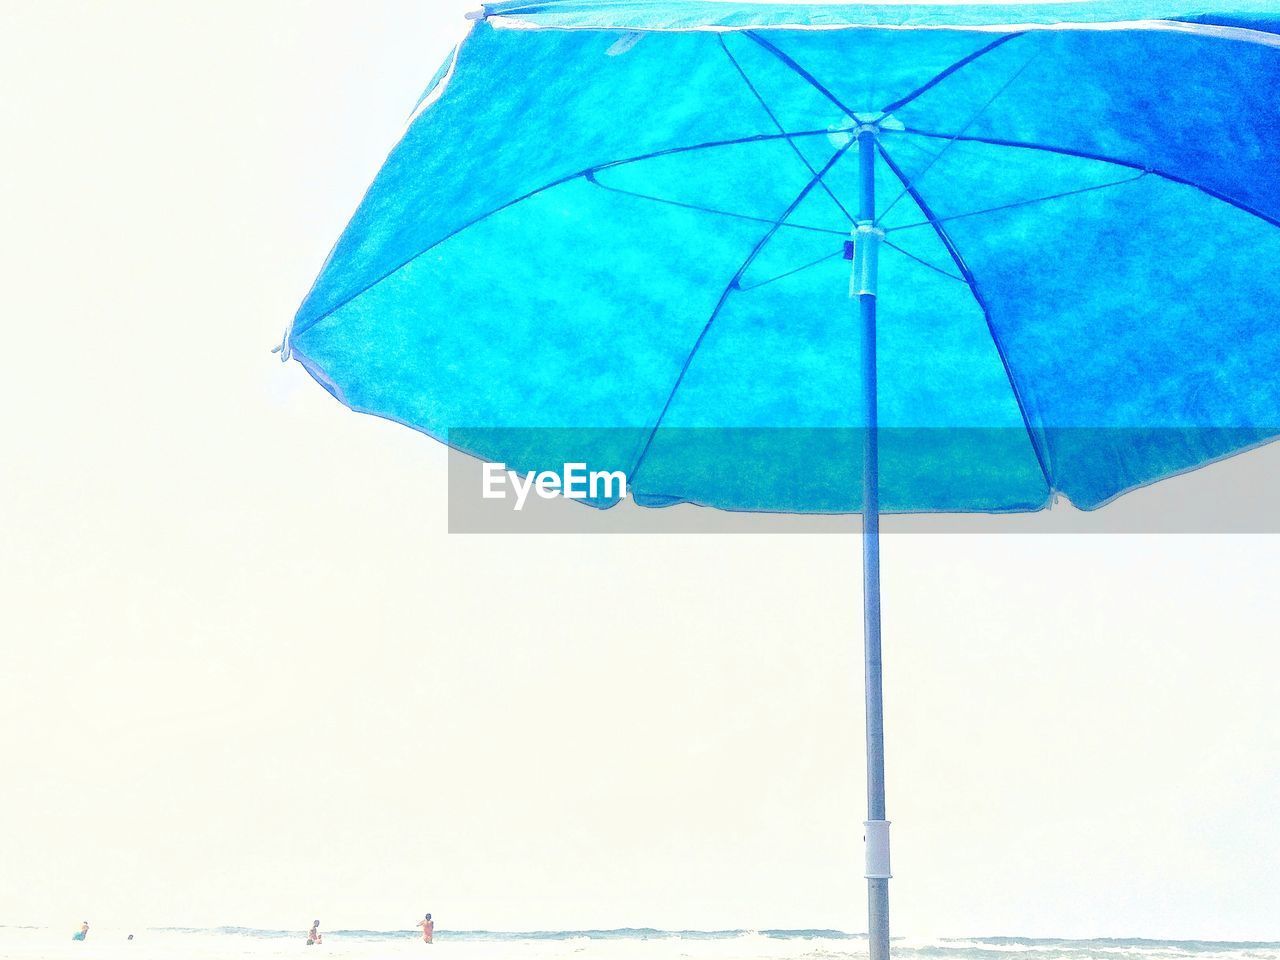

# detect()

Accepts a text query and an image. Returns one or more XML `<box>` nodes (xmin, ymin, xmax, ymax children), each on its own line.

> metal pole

<box><xmin>853</xmin><ymin>123</ymin><xmax>891</xmax><ymax>960</ymax></box>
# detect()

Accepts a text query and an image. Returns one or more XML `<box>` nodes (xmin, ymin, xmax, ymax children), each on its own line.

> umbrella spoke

<box><xmin>879</xmin><ymin>49</ymin><xmax>1043</xmax><ymax>222</ymax></box>
<box><xmin>877</xmin><ymin>142</ymin><xmax>1054</xmax><ymax>491</ymax></box>
<box><xmin>627</xmin><ymin>140</ymin><xmax>858</xmax><ymax>483</ymax></box>
<box><xmin>883</xmin><ymin>171</ymin><xmax>1147</xmax><ymax>233</ymax></box>
<box><xmin>880</xmin><ymin>240</ymin><xmax>966</xmax><ymax>283</ymax></box>
<box><xmin>590</xmin><ymin>127</ymin><xmax>834</xmax><ymax>173</ymax></box>
<box><xmin>736</xmin><ymin>250</ymin><xmax>845</xmax><ymax>292</ymax></box>
<box><xmin>719</xmin><ymin>36</ymin><xmax>856</xmax><ymax>224</ymax></box>
<box><xmin>585</xmin><ymin>172</ymin><xmax>847</xmax><ymax>236</ymax></box>
<box><xmin>292</xmin><ymin>128</ymin><xmax>838</xmax><ymax>338</ymax></box>
<box><xmin>900</xmin><ymin>129</ymin><xmax>1280</xmax><ymax>230</ymax></box>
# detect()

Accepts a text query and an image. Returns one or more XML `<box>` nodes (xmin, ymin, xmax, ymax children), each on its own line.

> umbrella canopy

<box><xmin>282</xmin><ymin>2</ymin><xmax>1280</xmax><ymax>953</ymax></box>
<box><xmin>285</xmin><ymin>0</ymin><xmax>1280</xmax><ymax>514</ymax></box>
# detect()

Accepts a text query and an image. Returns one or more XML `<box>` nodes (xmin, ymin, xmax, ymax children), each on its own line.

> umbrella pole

<box><xmin>853</xmin><ymin>124</ymin><xmax>891</xmax><ymax>960</ymax></box>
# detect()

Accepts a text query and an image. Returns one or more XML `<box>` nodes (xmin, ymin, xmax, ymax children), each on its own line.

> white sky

<box><xmin>1</xmin><ymin>0</ymin><xmax>1278</xmax><ymax>943</ymax></box>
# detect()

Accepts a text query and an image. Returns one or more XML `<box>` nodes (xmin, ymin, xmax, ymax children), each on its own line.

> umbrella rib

<box><xmin>289</xmin><ymin>128</ymin><xmax>834</xmax><ymax>340</ymax></box>
<box><xmin>744</xmin><ymin>31</ymin><xmax>855</xmax><ymax>116</ymax></box>
<box><xmin>877</xmin><ymin>142</ymin><xmax>1054</xmax><ymax>494</ymax></box>
<box><xmin>584</xmin><ymin>172</ymin><xmax>847</xmax><ymax>235</ymax></box>
<box><xmin>626</xmin><ymin>140</ymin><xmax>857</xmax><ymax>485</ymax></box>
<box><xmin>719</xmin><ymin>36</ymin><xmax>856</xmax><ymax>224</ymax></box>
<box><xmin>900</xmin><ymin>128</ymin><xmax>1280</xmax><ymax>229</ymax></box>
<box><xmin>879</xmin><ymin>33</ymin><xmax>1026</xmax><ymax>114</ymax></box>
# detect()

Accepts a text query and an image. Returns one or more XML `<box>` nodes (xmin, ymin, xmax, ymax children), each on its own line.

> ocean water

<box><xmin>2</xmin><ymin>928</ymin><xmax>1278</xmax><ymax>960</ymax></box>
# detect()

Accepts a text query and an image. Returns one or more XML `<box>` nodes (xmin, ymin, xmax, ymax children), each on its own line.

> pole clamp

<box><xmin>864</xmin><ymin>819</ymin><xmax>892</xmax><ymax>879</ymax></box>
<box><xmin>847</xmin><ymin>221</ymin><xmax>885</xmax><ymax>299</ymax></box>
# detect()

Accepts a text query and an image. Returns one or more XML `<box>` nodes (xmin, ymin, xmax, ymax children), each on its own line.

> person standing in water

<box><xmin>416</xmin><ymin>914</ymin><xmax>433</xmax><ymax>944</ymax></box>
<box><xmin>71</xmin><ymin>922</ymin><xmax>89</xmax><ymax>942</ymax></box>
<box><xmin>306</xmin><ymin>921</ymin><xmax>322</xmax><ymax>946</ymax></box>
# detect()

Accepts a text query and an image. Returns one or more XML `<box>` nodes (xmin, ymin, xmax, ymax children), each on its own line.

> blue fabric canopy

<box><xmin>286</xmin><ymin>0</ymin><xmax>1280</xmax><ymax>512</ymax></box>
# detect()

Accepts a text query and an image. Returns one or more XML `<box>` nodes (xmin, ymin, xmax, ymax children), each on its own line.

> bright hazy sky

<box><xmin>2</xmin><ymin>0</ymin><xmax>1278</xmax><ymax>943</ymax></box>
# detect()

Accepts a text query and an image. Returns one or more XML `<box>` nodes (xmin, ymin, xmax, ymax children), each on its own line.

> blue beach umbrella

<box><xmin>281</xmin><ymin>1</ymin><xmax>1280</xmax><ymax>952</ymax></box>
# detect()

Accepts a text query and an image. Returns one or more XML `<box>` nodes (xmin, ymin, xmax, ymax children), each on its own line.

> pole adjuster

<box><xmin>848</xmin><ymin>221</ymin><xmax>885</xmax><ymax>298</ymax></box>
<box><xmin>864</xmin><ymin>819</ymin><xmax>892</xmax><ymax>879</ymax></box>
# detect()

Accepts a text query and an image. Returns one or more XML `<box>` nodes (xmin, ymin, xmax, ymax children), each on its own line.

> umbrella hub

<box><xmin>827</xmin><ymin>111</ymin><xmax>904</xmax><ymax>148</ymax></box>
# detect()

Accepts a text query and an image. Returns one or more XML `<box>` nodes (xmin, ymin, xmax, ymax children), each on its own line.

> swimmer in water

<box><xmin>417</xmin><ymin>914</ymin><xmax>434</xmax><ymax>944</ymax></box>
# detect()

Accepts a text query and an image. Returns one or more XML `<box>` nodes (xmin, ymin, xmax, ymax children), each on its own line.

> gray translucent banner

<box><xmin>446</xmin><ymin>427</ymin><xmax>1280</xmax><ymax>534</ymax></box>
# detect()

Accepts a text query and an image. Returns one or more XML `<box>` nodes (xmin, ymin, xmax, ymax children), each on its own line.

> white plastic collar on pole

<box><xmin>849</xmin><ymin>221</ymin><xmax>884</xmax><ymax>298</ymax></box>
<box><xmin>864</xmin><ymin>820</ymin><xmax>892</xmax><ymax>879</ymax></box>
